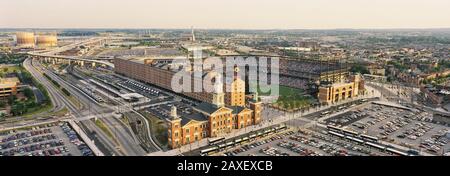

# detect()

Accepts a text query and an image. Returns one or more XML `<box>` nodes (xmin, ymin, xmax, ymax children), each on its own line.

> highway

<box><xmin>33</xmin><ymin>60</ymin><xmax>147</xmax><ymax>155</ymax></box>
<box><xmin>67</xmin><ymin>65</ymin><xmax>162</xmax><ymax>153</ymax></box>
<box><xmin>23</xmin><ymin>60</ymin><xmax>65</xmax><ymax>114</ymax></box>
<box><xmin>22</xmin><ymin>36</ymin><xmax>160</xmax><ymax>155</ymax></box>
<box><xmin>24</xmin><ymin>58</ymin><xmax>122</xmax><ymax>156</ymax></box>
<box><xmin>28</xmin><ymin>37</ymin><xmax>114</xmax><ymax>68</ymax></box>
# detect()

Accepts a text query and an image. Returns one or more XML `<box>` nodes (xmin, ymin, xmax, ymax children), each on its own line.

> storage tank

<box><xmin>15</xmin><ymin>32</ymin><xmax>35</xmax><ymax>48</ymax></box>
<box><xmin>36</xmin><ymin>34</ymin><xmax>57</xmax><ymax>47</ymax></box>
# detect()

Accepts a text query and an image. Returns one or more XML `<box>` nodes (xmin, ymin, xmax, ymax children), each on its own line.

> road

<box><xmin>367</xmin><ymin>81</ymin><xmax>450</xmax><ymax>115</ymax></box>
<box><xmin>34</xmin><ymin>60</ymin><xmax>147</xmax><ymax>155</ymax></box>
<box><xmin>24</xmin><ymin>57</ymin><xmax>123</xmax><ymax>156</ymax></box>
<box><xmin>67</xmin><ymin>64</ymin><xmax>162</xmax><ymax>153</ymax></box>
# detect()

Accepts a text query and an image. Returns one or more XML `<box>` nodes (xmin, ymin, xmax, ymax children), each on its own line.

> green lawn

<box><xmin>250</xmin><ymin>82</ymin><xmax>314</xmax><ymax>110</ymax></box>
<box><xmin>22</xmin><ymin>104</ymin><xmax>53</xmax><ymax>119</ymax></box>
<box><xmin>52</xmin><ymin>107</ymin><xmax>69</xmax><ymax>117</ymax></box>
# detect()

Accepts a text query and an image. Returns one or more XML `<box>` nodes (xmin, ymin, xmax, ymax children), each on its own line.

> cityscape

<box><xmin>0</xmin><ymin>0</ymin><xmax>449</xmax><ymax>157</ymax></box>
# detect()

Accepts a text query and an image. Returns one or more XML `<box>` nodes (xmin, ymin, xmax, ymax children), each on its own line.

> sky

<box><xmin>1</xmin><ymin>0</ymin><xmax>449</xmax><ymax>29</ymax></box>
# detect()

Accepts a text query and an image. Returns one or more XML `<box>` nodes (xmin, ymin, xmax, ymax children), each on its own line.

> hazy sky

<box><xmin>1</xmin><ymin>0</ymin><xmax>449</xmax><ymax>29</ymax></box>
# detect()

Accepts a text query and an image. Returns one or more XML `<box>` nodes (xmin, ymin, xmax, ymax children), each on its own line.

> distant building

<box><xmin>36</xmin><ymin>34</ymin><xmax>57</xmax><ymax>47</ymax></box>
<box><xmin>15</xmin><ymin>32</ymin><xmax>35</xmax><ymax>48</ymax></box>
<box><xmin>297</xmin><ymin>41</ymin><xmax>319</xmax><ymax>51</ymax></box>
<box><xmin>15</xmin><ymin>32</ymin><xmax>58</xmax><ymax>49</ymax></box>
<box><xmin>422</xmin><ymin>70</ymin><xmax>450</xmax><ymax>80</ymax></box>
<box><xmin>420</xmin><ymin>84</ymin><xmax>449</xmax><ymax>107</ymax></box>
<box><xmin>369</xmin><ymin>68</ymin><xmax>385</xmax><ymax>76</ymax></box>
<box><xmin>191</xmin><ymin>26</ymin><xmax>196</xmax><ymax>42</ymax></box>
<box><xmin>396</xmin><ymin>72</ymin><xmax>422</xmax><ymax>87</ymax></box>
<box><xmin>180</xmin><ymin>27</ymin><xmax>196</xmax><ymax>42</ymax></box>
<box><xmin>0</xmin><ymin>77</ymin><xmax>20</xmax><ymax>98</ymax></box>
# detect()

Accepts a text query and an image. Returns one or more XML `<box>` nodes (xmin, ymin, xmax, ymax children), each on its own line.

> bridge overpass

<box><xmin>27</xmin><ymin>37</ymin><xmax>115</xmax><ymax>68</ymax></box>
<box><xmin>43</xmin><ymin>37</ymin><xmax>107</xmax><ymax>55</ymax></box>
<box><xmin>28</xmin><ymin>53</ymin><xmax>115</xmax><ymax>68</ymax></box>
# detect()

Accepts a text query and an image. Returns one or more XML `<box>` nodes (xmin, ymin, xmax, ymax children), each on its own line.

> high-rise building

<box><xmin>191</xmin><ymin>26</ymin><xmax>196</xmax><ymax>42</ymax></box>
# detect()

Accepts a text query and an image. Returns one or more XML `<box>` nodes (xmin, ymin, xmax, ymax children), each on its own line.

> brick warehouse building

<box><xmin>114</xmin><ymin>57</ymin><xmax>245</xmax><ymax>106</ymax></box>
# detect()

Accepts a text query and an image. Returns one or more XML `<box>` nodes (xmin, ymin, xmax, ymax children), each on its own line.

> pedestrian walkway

<box><xmin>66</xmin><ymin>119</ymin><xmax>105</xmax><ymax>156</ymax></box>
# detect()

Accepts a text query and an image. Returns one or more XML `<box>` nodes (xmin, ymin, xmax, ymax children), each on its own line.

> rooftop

<box><xmin>194</xmin><ymin>102</ymin><xmax>221</xmax><ymax>115</ymax></box>
<box><xmin>0</xmin><ymin>77</ymin><xmax>20</xmax><ymax>88</ymax></box>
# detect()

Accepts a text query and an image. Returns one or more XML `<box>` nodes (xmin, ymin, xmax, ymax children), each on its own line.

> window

<box><xmin>186</xmin><ymin>129</ymin><xmax>190</xmax><ymax>133</ymax></box>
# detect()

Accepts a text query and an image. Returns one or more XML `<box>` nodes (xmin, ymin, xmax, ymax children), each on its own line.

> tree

<box><xmin>350</xmin><ymin>65</ymin><xmax>369</xmax><ymax>74</ymax></box>
<box><xmin>12</xmin><ymin>102</ymin><xmax>25</xmax><ymax>116</ymax></box>
<box><xmin>8</xmin><ymin>95</ymin><xmax>16</xmax><ymax>105</ymax></box>
<box><xmin>24</xmin><ymin>87</ymin><xmax>34</xmax><ymax>100</ymax></box>
<box><xmin>61</xmin><ymin>88</ymin><xmax>71</xmax><ymax>96</ymax></box>
<box><xmin>289</xmin><ymin>101</ymin><xmax>296</xmax><ymax>109</ymax></box>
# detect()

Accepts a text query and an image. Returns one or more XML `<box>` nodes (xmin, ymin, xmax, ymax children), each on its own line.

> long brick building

<box><xmin>114</xmin><ymin>57</ymin><xmax>245</xmax><ymax>106</ymax></box>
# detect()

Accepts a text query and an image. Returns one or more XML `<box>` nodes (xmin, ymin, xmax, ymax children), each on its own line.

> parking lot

<box><xmin>146</xmin><ymin>98</ymin><xmax>198</xmax><ymax>120</ymax></box>
<box><xmin>342</xmin><ymin>104</ymin><xmax>450</xmax><ymax>155</ymax></box>
<box><xmin>324</xmin><ymin>106</ymin><xmax>372</xmax><ymax>127</ymax></box>
<box><xmin>220</xmin><ymin>128</ymin><xmax>396</xmax><ymax>156</ymax></box>
<box><xmin>0</xmin><ymin>122</ymin><xmax>94</xmax><ymax>156</ymax></box>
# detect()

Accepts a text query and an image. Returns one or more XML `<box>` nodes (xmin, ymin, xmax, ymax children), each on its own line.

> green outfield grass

<box><xmin>251</xmin><ymin>82</ymin><xmax>314</xmax><ymax>110</ymax></box>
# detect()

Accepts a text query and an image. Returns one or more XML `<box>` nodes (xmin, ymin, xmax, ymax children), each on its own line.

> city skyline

<box><xmin>1</xmin><ymin>0</ymin><xmax>450</xmax><ymax>29</ymax></box>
